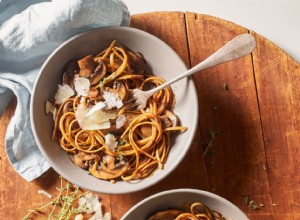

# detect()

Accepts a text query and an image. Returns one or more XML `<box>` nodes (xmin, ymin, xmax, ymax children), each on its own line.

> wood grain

<box><xmin>0</xmin><ymin>12</ymin><xmax>299</xmax><ymax>219</ymax></box>
<box><xmin>185</xmin><ymin>13</ymin><xmax>274</xmax><ymax>219</ymax></box>
<box><xmin>252</xmin><ymin>31</ymin><xmax>300</xmax><ymax>220</ymax></box>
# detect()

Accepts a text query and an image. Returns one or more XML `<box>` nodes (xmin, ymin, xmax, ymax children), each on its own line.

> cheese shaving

<box><xmin>75</xmin><ymin>100</ymin><xmax>116</xmax><ymax>130</ymax></box>
<box><xmin>105</xmin><ymin>133</ymin><xmax>118</xmax><ymax>152</ymax></box>
<box><xmin>45</xmin><ymin>101</ymin><xmax>57</xmax><ymax>121</ymax></box>
<box><xmin>74</xmin><ymin>214</ymin><xmax>83</xmax><ymax>220</ymax></box>
<box><xmin>168</xmin><ymin>115</ymin><xmax>177</xmax><ymax>126</ymax></box>
<box><xmin>45</xmin><ymin>100</ymin><xmax>55</xmax><ymax>114</ymax></box>
<box><xmin>85</xmin><ymin>101</ymin><xmax>107</xmax><ymax>117</ymax></box>
<box><xmin>103</xmin><ymin>91</ymin><xmax>123</xmax><ymax>109</ymax></box>
<box><xmin>77</xmin><ymin>192</ymin><xmax>111</xmax><ymax>220</ymax></box>
<box><xmin>116</xmin><ymin>114</ymin><xmax>126</xmax><ymax>129</ymax></box>
<box><xmin>74</xmin><ymin>91</ymin><xmax>124</xmax><ymax>130</ymax></box>
<box><xmin>54</xmin><ymin>84</ymin><xmax>74</xmax><ymax>104</ymax></box>
<box><xmin>37</xmin><ymin>189</ymin><xmax>52</xmax><ymax>199</ymax></box>
<box><xmin>74</xmin><ymin>77</ymin><xmax>90</xmax><ymax>96</ymax></box>
<box><xmin>52</xmin><ymin>107</ymin><xmax>57</xmax><ymax>121</ymax></box>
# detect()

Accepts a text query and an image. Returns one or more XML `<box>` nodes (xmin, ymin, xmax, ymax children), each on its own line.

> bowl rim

<box><xmin>30</xmin><ymin>26</ymin><xmax>199</xmax><ymax>194</ymax></box>
<box><xmin>120</xmin><ymin>188</ymin><xmax>249</xmax><ymax>219</ymax></box>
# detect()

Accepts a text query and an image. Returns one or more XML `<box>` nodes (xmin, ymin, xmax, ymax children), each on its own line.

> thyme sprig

<box><xmin>23</xmin><ymin>177</ymin><xmax>89</xmax><ymax>220</ymax></box>
<box><xmin>244</xmin><ymin>195</ymin><xmax>261</xmax><ymax>210</ymax></box>
<box><xmin>202</xmin><ymin>130</ymin><xmax>219</xmax><ymax>158</ymax></box>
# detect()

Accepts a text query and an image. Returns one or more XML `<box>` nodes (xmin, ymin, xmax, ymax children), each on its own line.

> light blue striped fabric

<box><xmin>0</xmin><ymin>0</ymin><xmax>130</xmax><ymax>181</ymax></box>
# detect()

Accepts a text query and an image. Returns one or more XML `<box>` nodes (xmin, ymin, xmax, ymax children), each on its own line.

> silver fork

<box><xmin>130</xmin><ymin>33</ymin><xmax>256</xmax><ymax>110</ymax></box>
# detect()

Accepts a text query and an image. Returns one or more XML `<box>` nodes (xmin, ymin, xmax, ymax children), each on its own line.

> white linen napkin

<box><xmin>0</xmin><ymin>0</ymin><xmax>130</xmax><ymax>181</ymax></box>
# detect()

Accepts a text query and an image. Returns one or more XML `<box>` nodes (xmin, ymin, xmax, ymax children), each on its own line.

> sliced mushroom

<box><xmin>74</xmin><ymin>152</ymin><xmax>99</xmax><ymax>170</ymax></box>
<box><xmin>89</xmin><ymin>155</ymin><xmax>129</xmax><ymax>180</ymax></box>
<box><xmin>78</xmin><ymin>55</ymin><xmax>95</xmax><ymax>77</ymax></box>
<box><xmin>114</xmin><ymin>81</ymin><xmax>127</xmax><ymax>100</ymax></box>
<box><xmin>124</xmin><ymin>113</ymin><xmax>139</xmax><ymax>128</ymax></box>
<box><xmin>165</xmin><ymin>110</ymin><xmax>179</xmax><ymax>127</ymax></box>
<box><xmin>159</xmin><ymin>115</ymin><xmax>173</xmax><ymax>129</ymax></box>
<box><xmin>88</xmin><ymin>87</ymin><xmax>99</xmax><ymax>98</ymax></box>
<box><xmin>170</xmin><ymin>95</ymin><xmax>176</xmax><ymax>110</ymax></box>
<box><xmin>127</xmin><ymin>50</ymin><xmax>146</xmax><ymax>74</ymax></box>
<box><xmin>108</xmin><ymin>81</ymin><xmax>127</xmax><ymax>101</ymax></box>
<box><xmin>100</xmin><ymin>121</ymin><xmax>116</xmax><ymax>134</ymax></box>
<box><xmin>147</xmin><ymin>209</ymin><xmax>183</xmax><ymax>220</ymax></box>
<box><xmin>89</xmin><ymin>60</ymin><xmax>107</xmax><ymax>85</ymax></box>
<box><xmin>62</xmin><ymin>60</ymin><xmax>78</xmax><ymax>88</ymax></box>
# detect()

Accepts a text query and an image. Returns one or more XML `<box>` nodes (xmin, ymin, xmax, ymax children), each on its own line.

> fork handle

<box><xmin>146</xmin><ymin>33</ymin><xmax>256</xmax><ymax>96</ymax></box>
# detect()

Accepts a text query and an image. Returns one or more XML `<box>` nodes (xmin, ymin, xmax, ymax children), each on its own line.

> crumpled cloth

<box><xmin>0</xmin><ymin>0</ymin><xmax>130</xmax><ymax>181</ymax></box>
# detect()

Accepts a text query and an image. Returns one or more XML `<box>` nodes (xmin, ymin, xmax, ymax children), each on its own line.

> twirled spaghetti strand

<box><xmin>51</xmin><ymin>40</ymin><xmax>187</xmax><ymax>182</ymax></box>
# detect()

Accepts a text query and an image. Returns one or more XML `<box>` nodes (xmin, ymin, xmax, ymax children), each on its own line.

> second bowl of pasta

<box><xmin>121</xmin><ymin>188</ymin><xmax>249</xmax><ymax>220</ymax></box>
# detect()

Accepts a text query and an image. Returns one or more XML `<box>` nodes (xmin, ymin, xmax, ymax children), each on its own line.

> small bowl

<box><xmin>121</xmin><ymin>188</ymin><xmax>249</xmax><ymax>219</ymax></box>
<box><xmin>30</xmin><ymin>27</ymin><xmax>198</xmax><ymax>194</ymax></box>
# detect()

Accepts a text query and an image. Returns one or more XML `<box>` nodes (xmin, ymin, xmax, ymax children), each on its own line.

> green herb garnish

<box><xmin>118</xmin><ymin>152</ymin><xmax>124</xmax><ymax>160</ymax></box>
<box><xmin>23</xmin><ymin>177</ymin><xmax>88</xmax><ymax>220</ymax></box>
<box><xmin>202</xmin><ymin>130</ymin><xmax>219</xmax><ymax>158</ymax></box>
<box><xmin>244</xmin><ymin>195</ymin><xmax>260</xmax><ymax>210</ymax></box>
<box><xmin>119</xmin><ymin>139</ymin><xmax>128</xmax><ymax>146</ymax></box>
<box><xmin>101</xmin><ymin>159</ymin><xmax>107</xmax><ymax>166</ymax></box>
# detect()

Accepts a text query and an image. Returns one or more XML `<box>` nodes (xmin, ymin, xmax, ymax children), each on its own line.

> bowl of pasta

<box><xmin>121</xmin><ymin>188</ymin><xmax>249</xmax><ymax>220</ymax></box>
<box><xmin>31</xmin><ymin>27</ymin><xmax>198</xmax><ymax>194</ymax></box>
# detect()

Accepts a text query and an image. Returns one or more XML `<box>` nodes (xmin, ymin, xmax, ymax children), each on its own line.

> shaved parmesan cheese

<box><xmin>75</xmin><ymin>100</ymin><xmax>116</xmax><ymax>130</ymax></box>
<box><xmin>74</xmin><ymin>90</ymin><xmax>124</xmax><ymax>130</ymax></box>
<box><xmin>45</xmin><ymin>101</ymin><xmax>55</xmax><ymax>114</ymax></box>
<box><xmin>74</xmin><ymin>77</ymin><xmax>90</xmax><ymax>96</ymax></box>
<box><xmin>105</xmin><ymin>134</ymin><xmax>117</xmax><ymax>152</ymax></box>
<box><xmin>78</xmin><ymin>192</ymin><xmax>97</xmax><ymax>214</ymax></box>
<box><xmin>90</xmin><ymin>209</ymin><xmax>111</xmax><ymax>220</ymax></box>
<box><xmin>85</xmin><ymin>101</ymin><xmax>107</xmax><ymax>117</ymax></box>
<box><xmin>116</xmin><ymin>114</ymin><xmax>126</xmax><ymax>129</ymax></box>
<box><xmin>75</xmin><ymin>91</ymin><xmax>124</xmax><ymax>130</ymax></box>
<box><xmin>37</xmin><ymin>189</ymin><xmax>52</xmax><ymax>199</ymax></box>
<box><xmin>52</xmin><ymin>107</ymin><xmax>57</xmax><ymax>121</ymax></box>
<box><xmin>45</xmin><ymin>101</ymin><xmax>57</xmax><ymax>121</ymax></box>
<box><xmin>103</xmin><ymin>91</ymin><xmax>123</xmax><ymax>109</ymax></box>
<box><xmin>74</xmin><ymin>214</ymin><xmax>83</xmax><ymax>220</ymax></box>
<box><xmin>101</xmin><ymin>213</ymin><xmax>112</xmax><ymax>220</ymax></box>
<box><xmin>77</xmin><ymin>192</ymin><xmax>111</xmax><ymax>220</ymax></box>
<box><xmin>168</xmin><ymin>115</ymin><xmax>177</xmax><ymax>126</ymax></box>
<box><xmin>54</xmin><ymin>84</ymin><xmax>74</xmax><ymax>104</ymax></box>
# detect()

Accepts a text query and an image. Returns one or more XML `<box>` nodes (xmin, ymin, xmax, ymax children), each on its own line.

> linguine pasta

<box><xmin>147</xmin><ymin>201</ymin><xmax>227</xmax><ymax>220</ymax></box>
<box><xmin>48</xmin><ymin>40</ymin><xmax>187</xmax><ymax>182</ymax></box>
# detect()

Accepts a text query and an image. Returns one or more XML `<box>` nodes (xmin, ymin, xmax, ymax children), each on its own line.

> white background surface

<box><xmin>123</xmin><ymin>0</ymin><xmax>300</xmax><ymax>64</ymax></box>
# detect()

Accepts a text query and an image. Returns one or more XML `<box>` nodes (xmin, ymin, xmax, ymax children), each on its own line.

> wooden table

<box><xmin>1</xmin><ymin>12</ymin><xmax>300</xmax><ymax>220</ymax></box>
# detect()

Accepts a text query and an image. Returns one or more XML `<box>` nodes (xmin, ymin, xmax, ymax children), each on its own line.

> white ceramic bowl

<box><xmin>30</xmin><ymin>27</ymin><xmax>198</xmax><ymax>194</ymax></box>
<box><xmin>121</xmin><ymin>188</ymin><xmax>249</xmax><ymax>219</ymax></box>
